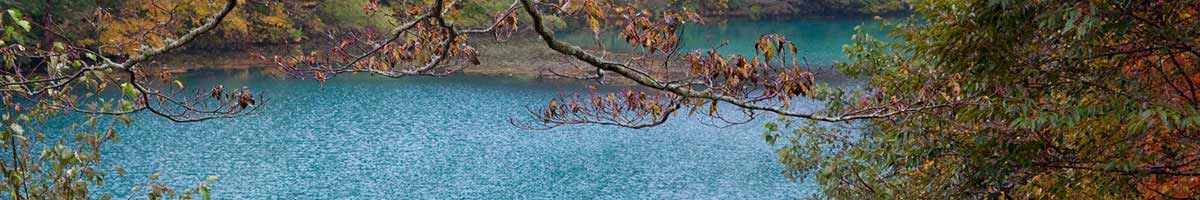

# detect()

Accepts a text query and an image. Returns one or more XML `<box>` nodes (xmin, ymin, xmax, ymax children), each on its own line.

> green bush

<box><xmin>316</xmin><ymin>0</ymin><xmax>395</xmax><ymax>30</ymax></box>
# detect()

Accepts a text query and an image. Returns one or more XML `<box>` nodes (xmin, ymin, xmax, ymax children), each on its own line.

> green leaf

<box><xmin>201</xmin><ymin>185</ymin><xmax>212</xmax><ymax>200</ymax></box>
<box><xmin>8</xmin><ymin>123</ymin><xmax>23</xmax><ymax>135</ymax></box>
<box><xmin>15</xmin><ymin>20</ymin><xmax>29</xmax><ymax>32</ymax></box>
<box><xmin>119</xmin><ymin>99</ymin><xmax>134</xmax><ymax>112</ymax></box>
<box><xmin>121</xmin><ymin>83</ymin><xmax>139</xmax><ymax>97</ymax></box>
<box><xmin>6</xmin><ymin>10</ymin><xmax>28</xmax><ymax>32</ymax></box>
<box><xmin>7</xmin><ymin>9</ymin><xmax>22</xmax><ymax>21</ymax></box>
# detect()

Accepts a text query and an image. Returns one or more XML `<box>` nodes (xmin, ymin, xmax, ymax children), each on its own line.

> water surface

<box><xmin>561</xmin><ymin>17</ymin><xmax>889</xmax><ymax>64</ymax></box>
<box><xmin>86</xmin><ymin>18</ymin><xmax>882</xmax><ymax>199</ymax></box>
<box><xmin>95</xmin><ymin>72</ymin><xmax>809</xmax><ymax>199</ymax></box>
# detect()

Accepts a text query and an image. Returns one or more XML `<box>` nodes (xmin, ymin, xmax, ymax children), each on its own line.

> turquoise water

<box><xmin>94</xmin><ymin>71</ymin><xmax>811</xmax><ymax>199</ymax></box>
<box><xmin>561</xmin><ymin>17</ymin><xmax>888</xmax><ymax>64</ymax></box>
<box><xmin>84</xmin><ymin>18</ymin><xmax>880</xmax><ymax>199</ymax></box>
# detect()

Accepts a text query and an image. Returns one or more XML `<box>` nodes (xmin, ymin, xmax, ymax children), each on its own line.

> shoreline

<box><xmin>153</xmin><ymin>34</ymin><xmax>692</xmax><ymax>83</ymax></box>
<box><xmin>154</xmin><ymin>33</ymin><xmax>850</xmax><ymax>85</ymax></box>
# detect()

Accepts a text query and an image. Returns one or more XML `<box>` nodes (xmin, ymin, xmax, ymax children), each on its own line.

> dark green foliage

<box><xmin>767</xmin><ymin>0</ymin><xmax>1200</xmax><ymax>198</ymax></box>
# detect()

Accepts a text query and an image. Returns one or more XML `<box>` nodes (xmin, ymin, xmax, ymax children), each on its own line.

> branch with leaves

<box><xmin>507</xmin><ymin>0</ymin><xmax>964</xmax><ymax>128</ymax></box>
<box><xmin>3</xmin><ymin>0</ymin><xmax>259</xmax><ymax>123</ymax></box>
<box><xmin>268</xmin><ymin>0</ymin><xmax>525</xmax><ymax>81</ymax></box>
<box><xmin>1</xmin><ymin>0</ymin><xmax>258</xmax><ymax>198</ymax></box>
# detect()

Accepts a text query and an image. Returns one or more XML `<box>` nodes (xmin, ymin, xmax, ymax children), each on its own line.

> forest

<box><xmin>1</xmin><ymin>0</ymin><xmax>1198</xmax><ymax>199</ymax></box>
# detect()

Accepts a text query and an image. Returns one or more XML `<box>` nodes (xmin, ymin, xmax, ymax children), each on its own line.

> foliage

<box><xmin>94</xmin><ymin>0</ymin><xmax>322</xmax><ymax>54</ymax></box>
<box><xmin>672</xmin><ymin>0</ymin><xmax>729</xmax><ymax>15</ymax></box>
<box><xmin>0</xmin><ymin>1</ymin><xmax>253</xmax><ymax>198</ymax></box>
<box><xmin>315</xmin><ymin>0</ymin><xmax>394</xmax><ymax>31</ymax></box>
<box><xmin>717</xmin><ymin>0</ymin><xmax>907</xmax><ymax>17</ymax></box>
<box><xmin>23</xmin><ymin>0</ymin><xmax>1200</xmax><ymax>199</ymax></box>
<box><xmin>9</xmin><ymin>0</ymin><xmax>900</xmax><ymax>198</ymax></box>
<box><xmin>765</xmin><ymin>0</ymin><xmax>1200</xmax><ymax>198</ymax></box>
<box><xmin>819</xmin><ymin>0</ymin><xmax>908</xmax><ymax>14</ymax></box>
<box><xmin>1</xmin><ymin>9</ymin><xmax>31</xmax><ymax>44</ymax></box>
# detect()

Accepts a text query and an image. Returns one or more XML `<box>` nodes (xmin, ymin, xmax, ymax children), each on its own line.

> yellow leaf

<box><xmin>587</xmin><ymin>16</ymin><xmax>602</xmax><ymax>33</ymax></box>
<box><xmin>707</xmin><ymin>100</ymin><xmax>718</xmax><ymax>115</ymax></box>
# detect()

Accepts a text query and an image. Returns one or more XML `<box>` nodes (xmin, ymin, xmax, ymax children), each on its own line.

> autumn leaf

<box><xmin>587</xmin><ymin>16</ymin><xmax>602</xmax><ymax>34</ymax></box>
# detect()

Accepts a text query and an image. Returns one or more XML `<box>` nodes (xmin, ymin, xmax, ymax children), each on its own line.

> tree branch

<box><xmin>518</xmin><ymin>0</ymin><xmax>956</xmax><ymax>123</ymax></box>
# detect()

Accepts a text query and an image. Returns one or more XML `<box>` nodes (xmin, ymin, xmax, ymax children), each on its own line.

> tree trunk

<box><xmin>40</xmin><ymin>0</ymin><xmax>54</xmax><ymax>49</ymax></box>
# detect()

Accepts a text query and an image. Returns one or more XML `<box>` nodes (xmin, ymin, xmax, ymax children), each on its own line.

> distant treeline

<box><xmin>672</xmin><ymin>0</ymin><xmax>909</xmax><ymax>18</ymax></box>
<box><xmin>0</xmin><ymin>0</ymin><xmax>905</xmax><ymax>52</ymax></box>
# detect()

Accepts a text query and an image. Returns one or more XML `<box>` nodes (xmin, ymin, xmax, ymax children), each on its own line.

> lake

<box><xmin>88</xmin><ymin>18</ymin><xmax>886</xmax><ymax>199</ymax></box>
<box><xmin>561</xmin><ymin>17</ymin><xmax>888</xmax><ymax>65</ymax></box>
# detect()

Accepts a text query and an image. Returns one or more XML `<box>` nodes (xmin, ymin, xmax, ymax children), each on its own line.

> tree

<box><xmin>93</xmin><ymin>0</ymin><xmax>326</xmax><ymax>53</ymax></box>
<box><xmin>5</xmin><ymin>0</ymin><xmax>937</xmax><ymax>197</ymax></box>
<box><xmin>1</xmin><ymin>0</ymin><xmax>246</xmax><ymax>198</ymax></box>
<box><xmin>8</xmin><ymin>0</ymin><xmax>1195</xmax><ymax>199</ymax></box>
<box><xmin>272</xmin><ymin>0</ymin><xmax>942</xmax><ymax>128</ymax></box>
<box><xmin>764</xmin><ymin>0</ymin><xmax>1200</xmax><ymax>198</ymax></box>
